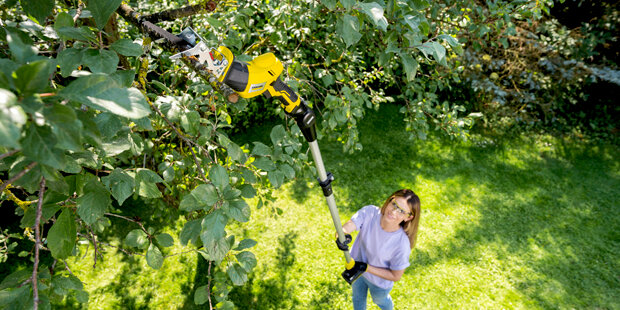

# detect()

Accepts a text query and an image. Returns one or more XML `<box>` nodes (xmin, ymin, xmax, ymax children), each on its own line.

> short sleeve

<box><xmin>350</xmin><ymin>205</ymin><xmax>378</xmax><ymax>231</ymax></box>
<box><xmin>389</xmin><ymin>237</ymin><xmax>411</xmax><ymax>270</ymax></box>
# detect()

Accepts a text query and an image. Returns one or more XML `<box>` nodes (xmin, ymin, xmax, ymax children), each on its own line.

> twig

<box><xmin>32</xmin><ymin>177</ymin><xmax>46</xmax><ymax>310</ymax></box>
<box><xmin>0</xmin><ymin>149</ymin><xmax>19</xmax><ymax>161</ymax></box>
<box><xmin>64</xmin><ymin>261</ymin><xmax>75</xmax><ymax>276</ymax></box>
<box><xmin>163</xmin><ymin>249</ymin><xmax>197</xmax><ymax>258</ymax></box>
<box><xmin>207</xmin><ymin>261</ymin><xmax>213</xmax><ymax>310</ymax></box>
<box><xmin>73</xmin><ymin>1</ymin><xmax>84</xmax><ymax>22</ymax></box>
<box><xmin>98</xmin><ymin>241</ymin><xmax>145</xmax><ymax>257</ymax></box>
<box><xmin>86</xmin><ymin>227</ymin><xmax>99</xmax><ymax>268</ymax></box>
<box><xmin>0</xmin><ymin>162</ymin><xmax>38</xmax><ymax>193</ymax></box>
<box><xmin>104</xmin><ymin>213</ymin><xmax>149</xmax><ymax>235</ymax></box>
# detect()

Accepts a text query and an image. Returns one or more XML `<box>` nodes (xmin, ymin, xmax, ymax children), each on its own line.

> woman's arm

<box><xmin>366</xmin><ymin>265</ymin><xmax>406</xmax><ymax>282</ymax></box>
<box><xmin>342</xmin><ymin>220</ymin><xmax>357</xmax><ymax>234</ymax></box>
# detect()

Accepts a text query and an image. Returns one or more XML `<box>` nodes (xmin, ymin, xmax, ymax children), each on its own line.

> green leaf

<box><xmin>179</xmin><ymin>183</ymin><xmax>219</xmax><ymax>212</ymax></box>
<box><xmin>75</xmin><ymin>290</ymin><xmax>89</xmax><ymax>303</ymax></box>
<box><xmin>239</xmin><ymin>184</ymin><xmax>256</xmax><ymax>199</ymax></box>
<box><xmin>252</xmin><ymin>157</ymin><xmax>276</xmax><ymax>171</ymax></box>
<box><xmin>110</xmin><ymin>39</ymin><xmax>143</xmax><ymax>57</ymax></box>
<box><xmin>20</xmin><ymin>123</ymin><xmax>66</xmax><ymax>170</ymax></box>
<box><xmin>430</xmin><ymin>41</ymin><xmax>447</xmax><ymax>65</ymax></box>
<box><xmin>0</xmin><ymin>285</ymin><xmax>30</xmax><ymax>306</ymax></box>
<box><xmin>338</xmin><ymin>14</ymin><xmax>362</xmax><ymax>47</ymax></box>
<box><xmin>111</xmin><ymin>70</ymin><xmax>136</xmax><ymax>88</ymax></box>
<box><xmin>54</xmin><ymin>12</ymin><xmax>74</xmax><ymax>30</ymax></box>
<box><xmin>52</xmin><ymin>274</ymin><xmax>83</xmax><ymax>296</ymax></box>
<box><xmin>320</xmin><ymin>0</ymin><xmax>337</xmax><ymax>10</ymax></box>
<box><xmin>125</xmin><ymin>229</ymin><xmax>148</xmax><ymax>249</ymax></box>
<box><xmin>215</xmin><ymin>301</ymin><xmax>234</xmax><ymax>310</ymax></box>
<box><xmin>19</xmin><ymin>0</ymin><xmax>54</xmax><ymax>25</ymax></box>
<box><xmin>234</xmin><ymin>238</ymin><xmax>257</xmax><ymax>251</ymax></box>
<box><xmin>270</xmin><ymin>125</ymin><xmax>287</xmax><ymax>146</ymax></box>
<box><xmin>416</xmin><ymin>42</ymin><xmax>435</xmax><ymax>60</ymax></box>
<box><xmin>223</xmin><ymin>186</ymin><xmax>241</xmax><ymax>201</ymax></box>
<box><xmin>76</xmin><ymin>179</ymin><xmax>111</xmax><ymax>225</ymax></box>
<box><xmin>155</xmin><ymin>233</ymin><xmax>174</xmax><ymax>247</ymax></box>
<box><xmin>180</xmin><ymin>219</ymin><xmax>201</xmax><ymax>246</ymax></box>
<box><xmin>194</xmin><ymin>285</ymin><xmax>209</xmax><ymax>305</ymax></box>
<box><xmin>86</xmin><ymin>0</ymin><xmax>123</xmax><ymax>30</ymax></box>
<box><xmin>251</xmin><ymin>142</ymin><xmax>271</xmax><ymax>156</ymax></box>
<box><xmin>268</xmin><ymin>170</ymin><xmax>285</xmax><ymax>189</ymax></box>
<box><xmin>138</xmin><ymin>168</ymin><xmax>163</xmax><ymax>182</ymax></box>
<box><xmin>411</xmin><ymin>0</ymin><xmax>430</xmax><ymax>10</ymax></box>
<box><xmin>14</xmin><ymin>59</ymin><xmax>53</xmax><ymax>96</ymax></box>
<box><xmin>146</xmin><ymin>243</ymin><xmax>164</xmax><ymax>269</ymax></box>
<box><xmin>218</xmin><ymin>134</ymin><xmax>244</xmax><ymax>162</ymax></box>
<box><xmin>205</xmin><ymin>17</ymin><xmax>224</xmax><ymax>29</ymax></box>
<box><xmin>227</xmin><ymin>199</ymin><xmax>250</xmax><ymax>223</ymax></box>
<box><xmin>82</xmin><ymin>49</ymin><xmax>119</xmax><ymax>74</ymax></box>
<box><xmin>136</xmin><ymin>168</ymin><xmax>163</xmax><ymax>199</ymax></box>
<box><xmin>45</xmin><ymin>104</ymin><xmax>83</xmax><ymax>151</ymax></box>
<box><xmin>399</xmin><ymin>52</ymin><xmax>418</xmax><ymax>81</ymax></box>
<box><xmin>358</xmin><ymin>2</ymin><xmax>388</xmax><ymax>31</ymax></box>
<box><xmin>227</xmin><ymin>263</ymin><xmax>248</xmax><ymax>286</ymax></box>
<box><xmin>438</xmin><ymin>34</ymin><xmax>459</xmax><ymax>47</ymax></box>
<box><xmin>341</xmin><ymin>0</ymin><xmax>355</xmax><ymax>10</ymax></box>
<box><xmin>0</xmin><ymin>89</ymin><xmax>26</xmax><ymax>148</ymax></box>
<box><xmin>209</xmin><ymin>165</ymin><xmax>229</xmax><ymax>191</ymax></box>
<box><xmin>94</xmin><ymin>112</ymin><xmax>123</xmax><ymax>137</ymax></box>
<box><xmin>279</xmin><ymin>164</ymin><xmax>295</xmax><ymax>180</ymax></box>
<box><xmin>0</xmin><ymin>58</ymin><xmax>18</xmax><ymax>90</ymax></box>
<box><xmin>200</xmin><ymin>210</ymin><xmax>229</xmax><ymax>263</ymax></box>
<box><xmin>57</xmin><ymin>48</ymin><xmax>84</xmax><ymax>77</ymax></box>
<box><xmin>0</xmin><ymin>269</ymin><xmax>32</xmax><ymax>290</ymax></box>
<box><xmin>240</xmin><ymin>167</ymin><xmax>257</xmax><ymax>184</ymax></box>
<box><xmin>181</xmin><ymin>110</ymin><xmax>200</xmax><ymax>136</ymax></box>
<box><xmin>101</xmin><ymin>168</ymin><xmax>134</xmax><ymax>206</ymax></box>
<box><xmin>55</xmin><ymin>26</ymin><xmax>97</xmax><ymax>42</ymax></box>
<box><xmin>6</xmin><ymin>29</ymin><xmax>38</xmax><ymax>64</ymax></box>
<box><xmin>58</xmin><ymin>73</ymin><xmax>150</xmax><ymax>120</ymax></box>
<box><xmin>46</xmin><ymin>209</ymin><xmax>76</xmax><ymax>259</ymax></box>
<box><xmin>236</xmin><ymin>251</ymin><xmax>257</xmax><ymax>272</ymax></box>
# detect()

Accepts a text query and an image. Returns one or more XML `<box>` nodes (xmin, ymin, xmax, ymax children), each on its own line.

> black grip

<box><xmin>272</xmin><ymin>78</ymin><xmax>298</xmax><ymax>105</ymax></box>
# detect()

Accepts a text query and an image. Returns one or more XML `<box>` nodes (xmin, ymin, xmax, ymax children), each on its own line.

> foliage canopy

<box><xmin>0</xmin><ymin>0</ymin><xmax>616</xmax><ymax>308</ymax></box>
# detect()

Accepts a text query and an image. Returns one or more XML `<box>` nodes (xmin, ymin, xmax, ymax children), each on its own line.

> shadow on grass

<box><xmin>227</xmin><ymin>231</ymin><xmax>301</xmax><ymax>309</ymax></box>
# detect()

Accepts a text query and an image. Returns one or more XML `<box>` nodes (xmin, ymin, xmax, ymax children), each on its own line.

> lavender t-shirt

<box><xmin>350</xmin><ymin>205</ymin><xmax>411</xmax><ymax>289</ymax></box>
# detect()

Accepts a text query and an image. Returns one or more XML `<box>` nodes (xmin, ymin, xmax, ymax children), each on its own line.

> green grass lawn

<box><xmin>62</xmin><ymin>104</ymin><xmax>619</xmax><ymax>309</ymax></box>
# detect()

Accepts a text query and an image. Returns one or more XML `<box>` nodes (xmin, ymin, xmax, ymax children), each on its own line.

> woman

<box><xmin>340</xmin><ymin>189</ymin><xmax>421</xmax><ymax>310</ymax></box>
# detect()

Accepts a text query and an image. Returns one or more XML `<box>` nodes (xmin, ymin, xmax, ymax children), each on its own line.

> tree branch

<box><xmin>0</xmin><ymin>162</ymin><xmax>38</xmax><ymax>193</ymax></box>
<box><xmin>115</xmin><ymin>2</ymin><xmax>239</xmax><ymax>103</ymax></box>
<box><xmin>32</xmin><ymin>177</ymin><xmax>46</xmax><ymax>310</ymax></box>
<box><xmin>142</xmin><ymin>1</ymin><xmax>218</xmax><ymax>23</ymax></box>
<box><xmin>0</xmin><ymin>149</ymin><xmax>19</xmax><ymax>161</ymax></box>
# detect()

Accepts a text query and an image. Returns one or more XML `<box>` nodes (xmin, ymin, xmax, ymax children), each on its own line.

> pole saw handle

<box><xmin>265</xmin><ymin>78</ymin><xmax>301</xmax><ymax>113</ymax></box>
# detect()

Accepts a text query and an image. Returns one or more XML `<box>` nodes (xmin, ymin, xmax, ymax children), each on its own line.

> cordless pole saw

<box><xmin>170</xmin><ymin>28</ymin><xmax>364</xmax><ymax>284</ymax></box>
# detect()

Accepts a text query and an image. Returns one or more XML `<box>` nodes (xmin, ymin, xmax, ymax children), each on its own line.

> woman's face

<box><xmin>384</xmin><ymin>196</ymin><xmax>413</xmax><ymax>223</ymax></box>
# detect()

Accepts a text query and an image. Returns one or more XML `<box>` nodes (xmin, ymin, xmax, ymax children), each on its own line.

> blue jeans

<box><xmin>352</xmin><ymin>276</ymin><xmax>393</xmax><ymax>310</ymax></box>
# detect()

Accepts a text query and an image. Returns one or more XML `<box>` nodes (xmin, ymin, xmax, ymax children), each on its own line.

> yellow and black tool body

<box><xmin>216</xmin><ymin>48</ymin><xmax>302</xmax><ymax>114</ymax></box>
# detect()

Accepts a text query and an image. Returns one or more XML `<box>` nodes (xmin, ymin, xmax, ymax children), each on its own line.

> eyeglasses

<box><xmin>390</xmin><ymin>199</ymin><xmax>412</xmax><ymax>217</ymax></box>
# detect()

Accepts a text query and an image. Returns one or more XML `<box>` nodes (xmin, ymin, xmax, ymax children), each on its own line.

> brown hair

<box><xmin>380</xmin><ymin>189</ymin><xmax>421</xmax><ymax>249</ymax></box>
